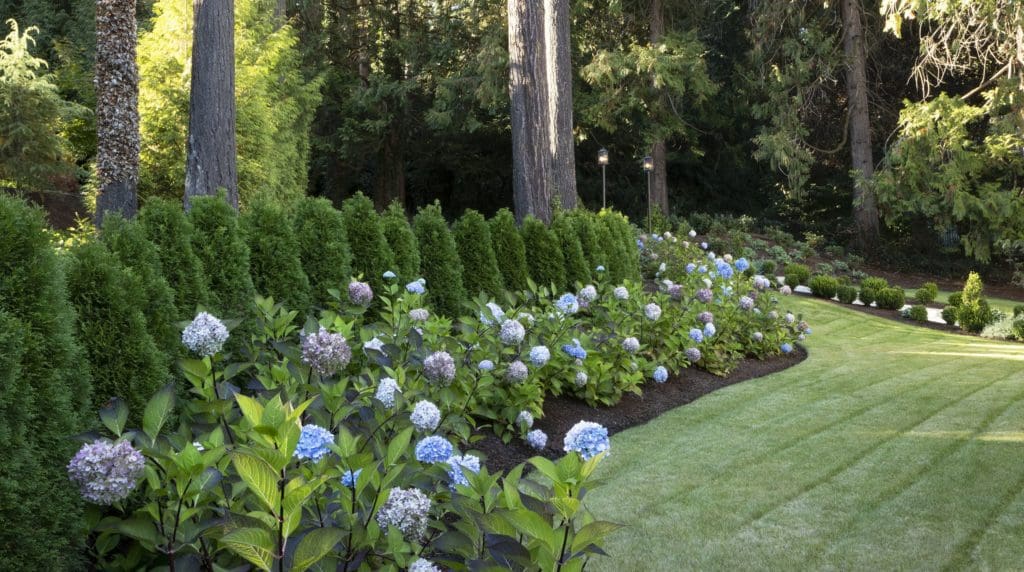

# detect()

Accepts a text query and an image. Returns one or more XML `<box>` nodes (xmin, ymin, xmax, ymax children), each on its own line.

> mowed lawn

<box><xmin>587</xmin><ymin>297</ymin><xmax>1024</xmax><ymax>571</ymax></box>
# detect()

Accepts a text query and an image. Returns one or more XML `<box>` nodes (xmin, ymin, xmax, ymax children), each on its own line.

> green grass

<box><xmin>587</xmin><ymin>297</ymin><xmax>1024</xmax><ymax>571</ymax></box>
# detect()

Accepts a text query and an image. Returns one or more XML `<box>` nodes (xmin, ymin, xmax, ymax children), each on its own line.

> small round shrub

<box><xmin>947</xmin><ymin>291</ymin><xmax>963</xmax><ymax>307</ymax></box>
<box><xmin>521</xmin><ymin>215</ymin><xmax>566</xmax><ymax>289</ymax></box>
<box><xmin>759</xmin><ymin>260</ymin><xmax>777</xmax><ymax>276</ymax></box>
<box><xmin>452</xmin><ymin>209</ymin><xmax>504</xmax><ymax>298</ymax></box>
<box><xmin>783</xmin><ymin>263</ymin><xmax>811</xmax><ymax>286</ymax></box>
<box><xmin>908</xmin><ymin>305</ymin><xmax>928</xmax><ymax>322</ymax></box>
<box><xmin>915</xmin><ymin>282</ymin><xmax>939</xmax><ymax>305</ymax></box>
<box><xmin>1012</xmin><ymin>316</ymin><xmax>1024</xmax><ymax>339</ymax></box>
<box><xmin>137</xmin><ymin>197</ymin><xmax>210</xmax><ymax>319</ymax></box>
<box><xmin>413</xmin><ymin>202</ymin><xmax>466</xmax><ymax>317</ymax></box>
<box><xmin>292</xmin><ymin>196</ymin><xmax>352</xmax><ymax>308</ymax></box>
<box><xmin>489</xmin><ymin>208</ymin><xmax>530</xmax><ymax>291</ymax></box>
<box><xmin>341</xmin><ymin>192</ymin><xmax>395</xmax><ymax>297</ymax></box>
<box><xmin>941</xmin><ymin>305</ymin><xmax>958</xmax><ymax>325</ymax></box>
<box><xmin>380</xmin><ymin>201</ymin><xmax>421</xmax><ymax>283</ymax></box>
<box><xmin>784</xmin><ymin>273</ymin><xmax>802</xmax><ymax>289</ymax></box>
<box><xmin>859</xmin><ymin>276</ymin><xmax>889</xmax><ymax>306</ymax></box>
<box><xmin>1014</xmin><ymin>304</ymin><xmax>1024</xmax><ymax>318</ymax></box>
<box><xmin>241</xmin><ymin>199</ymin><xmax>312</xmax><ymax>312</ymax></box>
<box><xmin>808</xmin><ymin>275</ymin><xmax>838</xmax><ymax>299</ymax></box>
<box><xmin>836</xmin><ymin>284</ymin><xmax>857</xmax><ymax>304</ymax></box>
<box><xmin>189</xmin><ymin>195</ymin><xmax>257</xmax><ymax>324</ymax></box>
<box><xmin>552</xmin><ymin>212</ymin><xmax>590</xmax><ymax>288</ymax></box>
<box><xmin>875</xmin><ymin>287</ymin><xmax>906</xmax><ymax>310</ymax></box>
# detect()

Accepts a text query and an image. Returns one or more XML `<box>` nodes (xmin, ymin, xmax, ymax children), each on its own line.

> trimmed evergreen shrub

<box><xmin>489</xmin><ymin>208</ymin><xmax>530</xmax><ymax>291</ymax></box>
<box><xmin>859</xmin><ymin>276</ymin><xmax>889</xmax><ymax>306</ymax></box>
<box><xmin>1012</xmin><ymin>316</ymin><xmax>1024</xmax><ymax>339</ymax></box>
<box><xmin>602</xmin><ymin>211</ymin><xmax>642</xmax><ymax>282</ymax></box>
<box><xmin>101</xmin><ymin>214</ymin><xmax>180</xmax><ymax>359</ymax></box>
<box><xmin>594</xmin><ymin>215</ymin><xmax>624</xmax><ymax>280</ymax></box>
<box><xmin>452</xmin><ymin>209</ymin><xmax>504</xmax><ymax>297</ymax></box>
<box><xmin>137</xmin><ymin>196</ymin><xmax>210</xmax><ymax>319</ymax></box>
<box><xmin>521</xmin><ymin>215</ymin><xmax>566</xmax><ymax>289</ymax></box>
<box><xmin>340</xmin><ymin>192</ymin><xmax>395</xmax><ymax>297</ymax></box>
<box><xmin>808</xmin><ymin>275</ymin><xmax>839</xmax><ymax>299</ymax></box>
<box><xmin>292</xmin><ymin>196</ymin><xmax>352</xmax><ymax>308</ymax></box>
<box><xmin>241</xmin><ymin>199</ymin><xmax>312</xmax><ymax>312</ymax></box>
<box><xmin>947</xmin><ymin>291</ymin><xmax>963</xmax><ymax>307</ymax></box>
<box><xmin>66</xmin><ymin>241</ymin><xmax>169</xmax><ymax>420</ymax></box>
<box><xmin>189</xmin><ymin>195</ymin><xmax>258</xmax><ymax>325</ymax></box>
<box><xmin>908</xmin><ymin>305</ymin><xmax>928</xmax><ymax>322</ymax></box>
<box><xmin>941</xmin><ymin>305</ymin><xmax>958</xmax><ymax>326</ymax></box>
<box><xmin>783</xmin><ymin>263</ymin><xmax>811</xmax><ymax>286</ymax></box>
<box><xmin>552</xmin><ymin>212</ymin><xmax>590</xmax><ymax>288</ymax></box>
<box><xmin>875</xmin><ymin>287</ymin><xmax>906</xmax><ymax>310</ymax></box>
<box><xmin>957</xmin><ymin>272</ymin><xmax>995</xmax><ymax>333</ymax></box>
<box><xmin>836</xmin><ymin>284</ymin><xmax>858</xmax><ymax>304</ymax></box>
<box><xmin>759</xmin><ymin>260</ymin><xmax>777</xmax><ymax>276</ymax></box>
<box><xmin>0</xmin><ymin>195</ymin><xmax>91</xmax><ymax>569</ymax></box>
<box><xmin>413</xmin><ymin>202</ymin><xmax>466</xmax><ymax>316</ymax></box>
<box><xmin>915</xmin><ymin>282</ymin><xmax>939</xmax><ymax>304</ymax></box>
<box><xmin>784</xmin><ymin>273</ymin><xmax>802</xmax><ymax>289</ymax></box>
<box><xmin>568</xmin><ymin>210</ymin><xmax>603</xmax><ymax>277</ymax></box>
<box><xmin>380</xmin><ymin>201</ymin><xmax>421</xmax><ymax>283</ymax></box>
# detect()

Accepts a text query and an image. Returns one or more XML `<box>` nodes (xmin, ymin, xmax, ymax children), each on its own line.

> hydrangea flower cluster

<box><xmin>341</xmin><ymin>469</ymin><xmax>361</xmax><ymax>488</ymax></box>
<box><xmin>753</xmin><ymin>276</ymin><xmax>771</xmax><ymax>290</ymax></box>
<box><xmin>561</xmin><ymin>338</ymin><xmax>587</xmax><ymax>360</ymax></box>
<box><xmin>686</xmin><ymin>347</ymin><xmax>702</xmax><ymax>362</ymax></box>
<box><xmin>526</xmin><ymin>429</ymin><xmax>548</xmax><ymax>450</ymax></box>
<box><xmin>300</xmin><ymin>327</ymin><xmax>352</xmax><ymax>376</ymax></box>
<box><xmin>739</xmin><ymin>296</ymin><xmax>755</xmax><ymax>311</ymax></box>
<box><xmin>686</xmin><ymin>263</ymin><xmax>697</xmax><ymax>273</ymax></box>
<box><xmin>563</xmin><ymin>421</ymin><xmax>610</xmax><ymax>460</ymax></box>
<box><xmin>423</xmin><ymin>351</ymin><xmax>456</xmax><ymax>384</ymax></box>
<box><xmin>689</xmin><ymin>328</ymin><xmax>704</xmax><ymax>343</ymax></box>
<box><xmin>752</xmin><ymin>331</ymin><xmax>764</xmax><ymax>342</ymax></box>
<box><xmin>644</xmin><ymin>303</ymin><xmax>662</xmax><ymax>321</ymax></box>
<box><xmin>613</xmin><ymin>286</ymin><xmax>629</xmax><ymax>300</ymax></box>
<box><xmin>68</xmin><ymin>440</ymin><xmax>145</xmax><ymax>505</ymax></box>
<box><xmin>499</xmin><ymin>319</ymin><xmax>526</xmax><ymax>345</ymax></box>
<box><xmin>704</xmin><ymin>323</ymin><xmax>717</xmax><ymax>338</ymax></box>
<box><xmin>668</xmin><ymin>284</ymin><xmax>683</xmax><ymax>300</ymax></box>
<box><xmin>377</xmin><ymin>487</ymin><xmax>432</xmax><ymax>540</ymax></box>
<box><xmin>446</xmin><ymin>454</ymin><xmax>481</xmax><ymax>488</ymax></box>
<box><xmin>516</xmin><ymin>410</ymin><xmax>534</xmax><ymax>428</ymax></box>
<box><xmin>406</xmin><ymin>280</ymin><xmax>426</xmax><ymax>294</ymax></box>
<box><xmin>348</xmin><ymin>281</ymin><xmax>373</xmax><ymax>306</ymax></box>
<box><xmin>698</xmin><ymin>311</ymin><xmax>714</xmax><ymax>324</ymax></box>
<box><xmin>555</xmin><ymin>293</ymin><xmax>580</xmax><ymax>314</ymax></box>
<box><xmin>578</xmin><ymin>285</ymin><xmax>598</xmax><ymax>302</ymax></box>
<box><xmin>781</xmin><ymin>285</ymin><xmax>793</xmax><ymax>295</ymax></box>
<box><xmin>715</xmin><ymin>260</ymin><xmax>734</xmax><ymax>279</ymax></box>
<box><xmin>478</xmin><ymin>302</ymin><xmax>505</xmax><ymax>326</ymax></box>
<box><xmin>364</xmin><ymin>337</ymin><xmax>385</xmax><ymax>353</ymax></box>
<box><xmin>375</xmin><ymin>377</ymin><xmax>400</xmax><ymax>408</ymax></box>
<box><xmin>621</xmin><ymin>337</ymin><xmax>640</xmax><ymax>353</ymax></box>
<box><xmin>653</xmin><ymin>366</ymin><xmax>669</xmax><ymax>383</ymax></box>
<box><xmin>696</xmin><ymin>288</ymin><xmax>713</xmax><ymax>303</ymax></box>
<box><xmin>409</xmin><ymin>308</ymin><xmax>430</xmax><ymax>322</ymax></box>
<box><xmin>181</xmin><ymin>312</ymin><xmax>229</xmax><ymax>356</ymax></box>
<box><xmin>410</xmin><ymin>559</ymin><xmax>442</xmax><ymax>572</ymax></box>
<box><xmin>506</xmin><ymin>360</ymin><xmax>529</xmax><ymax>383</ymax></box>
<box><xmin>785</xmin><ymin>312</ymin><xmax>796</xmax><ymax>324</ymax></box>
<box><xmin>781</xmin><ymin>343</ymin><xmax>794</xmax><ymax>354</ymax></box>
<box><xmin>415</xmin><ymin>436</ymin><xmax>453</xmax><ymax>464</ymax></box>
<box><xmin>478</xmin><ymin>359</ymin><xmax>495</xmax><ymax>371</ymax></box>
<box><xmin>295</xmin><ymin>425</ymin><xmax>334</xmax><ymax>462</ymax></box>
<box><xmin>410</xmin><ymin>400</ymin><xmax>441</xmax><ymax>432</ymax></box>
<box><xmin>596</xmin><ymin>265</ymin><xmax>605</xmax><ymax>273</ymax></box>
<box><xmin>735</xmin><ymin>258</ymin><xmax>750</xmax><ymax>272</ymax></box>
<box><xmin>575</xmin><ymin>371</ymin><xmax>589</xmax><ymax>387</ymax></box>
<box><xmin>528</xmin><ymin>345</ymin><xmax>551</xmax><ymax>366</ymax></box>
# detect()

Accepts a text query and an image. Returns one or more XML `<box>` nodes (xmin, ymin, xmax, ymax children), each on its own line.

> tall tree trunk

<box><xmin>274</xmin><ymin>0</ymin><xmax>286</xmax><ymax>25</ymax></box>
<box><xmin>374</xmin><ymin>0</ymin><xmax>406</xmax><ymax>210</ymax></box>
<box><xmin>508</xmin><ymin>0</ymin><xmax>553</xmax><ymax>222</ymax></box>
<box><xmin>94</xmin><ymin>0</ymin><xmax>139</xmax><ymax>227</ymax></box>
<box><xmin>185</xmin><ymin>0</ymin><xmax>238</xmax><ymax>210</ymax></box>
<box><xmin>840</xmin><ymin>0</ymin><xmax>879</xmax><ymax>250</ymax></box>
<box><xmin>544</xmin><ymin>0</ymin><xmax>577</xmax><ymax>210</ymax></box>
<box><xmin>648</xmin><ymin>0</ymin><xmax>668</xmax><ymax>217</ymax></box>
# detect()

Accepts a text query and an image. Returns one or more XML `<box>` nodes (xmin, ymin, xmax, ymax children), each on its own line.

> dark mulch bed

<box><xmin>814</xmin><ymin>295</ymin><xmax>964</xmax><ymax>335</ymax></box>
<box><xmin>473</xmin><ymin>346</ymin><xmax>808</xmax><ymax>473</ymax></box>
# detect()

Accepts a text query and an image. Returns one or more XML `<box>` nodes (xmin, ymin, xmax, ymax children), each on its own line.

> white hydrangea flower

<box><xmin>181</xmin><ymin>312</ymin><xmax>229</xmax><ymax>356</ymax></box>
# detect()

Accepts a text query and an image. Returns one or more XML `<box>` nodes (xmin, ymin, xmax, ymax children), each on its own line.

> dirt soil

<box><xmin>473</xmin><ymin>347</ymin><xmax>808</xmax><ymax>473</ymax></box>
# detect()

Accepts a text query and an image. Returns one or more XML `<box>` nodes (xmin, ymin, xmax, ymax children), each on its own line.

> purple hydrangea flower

<box><xmin>377</xmin><ymin>487</ymin><xmax>431</xmax><ymax>540</ymax></box>
<box><xmin>644</xmin><ymin>303</ymin><xmax>662</xmax><ymax>321</ymax></box>
<box><xmin>668</xmin><ymin>284</ymin><xmax>683</xmax><ymax>300</ymax></box>
<box><xmin>685</xmin><ymin>347</ymin><xmax>702</xmax><ymax>362</ymax></box>
<box><xmin>528</xmin><ymin>345</ymin><xmax>551</xmax><ymax>366</ymax></box>
<box><xmin>301</xmin><ymin>327</ymin><xmax>352</xmax><ymax>376</ymax></box>
<box><xmin>698</xmin><ymin>311</ymin><xmax>714</xmax><ymax>324</ymax></box>
<box><xmin>506</xmin><ymin>360</ymin><xmax>529</xmax><ymax>383</ymax></box>
<box><xmin>613</xmin><ymin>286</ymin><xmax>629</xmax><ymax>300</ymax></box>
<box><xmin>739</xmin><ymin>296</ymin><xmax>755</xmax><ymax>310</ymax></box>
<box><xmin>68</xmin><ymin>440</ymin><xmax>145</xmax><ymax>505</ymax></box>
<box><xmin>696</xmin><ymin>288</ymin><xmax>713</xmax><ymax>303</ymax></box>
<box><xmin>423</xmin><ymin>351</ymin><xmax>456</xmax><ymax>385</ymax></box>
<box><xmin>348</xmin><ymin>281</ymin><xmax>373</xmax><ymax>305</ymax></box>
<box><xmin>578</xmin><ymin>285</ymin><xmax>598</xmax><ymax>302</ymax></box>
<box><xmin>410</xmin><ymin>559</ymin><xmax>442</xmax><ymax>572</ymax></box>
<box><xmin>409</xmin><ymin>308</ymin><xmax>430</xmax><ymax>321</ymax></box>
<box><xmin>499</xmin><ymin>319</ymin><xmax>526</xmax><ymax>345</ymax></box>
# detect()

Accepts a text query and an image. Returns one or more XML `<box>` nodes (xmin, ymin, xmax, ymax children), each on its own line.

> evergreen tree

<box><xmin>101</xmin><ymin>214</ymin><xmax>180</xmax><ymax>361</ymax></box>
<box><xmin>569</xmin><ymin>210</ymin><xmax>604</xmax><ymax>277</ymax></box>
<box><xmin>380</xmin><ymin>201</ymin><xmax>421</xmax><ymax>283</ymax></box>
<box><xmin>552</xmin><ymin>212</ymin><xmax>589</xmax><ymax>288</ymax></box>
<box><xmin>413</xmin><ymin>202</ymin><xmax>467</xmax><ymax>317</ymax></box>
<box><xmin>188</xmin><ymin>195</ymin><xmax>257</xmax><ymax>327</ymax></box>
<box><xmin>292</xmin><ymin>196</ymin><xmax>352</xmax><ymax>308</ymax></box>
<box><xmin>453</xmin><ymin>209</ymin><xmax>504</xmax><ymax>298</ymax></box>
<box><xmin>241</xmin><ymin>199</ymin><xmax>311</xmax><ymax>312</ymax></box>
<box><xmin>594</xmin><ymin>215</ymin><xmax>625</xmax><ymax>282</ymax></box>
<box><xmin>0</xmin><ymin>195</ymin><xmax>91</xmax><ymax>569</ymax></box>
<box><xmin>138</xmin><ymin>197</ymin><xmax>210</xmax><ymax>319</ymax></box>
<box><xmin>66</xmin><ymin>241</ymin><xmax>169</xmax><ymax>420</ymax></box>
<box><xmin>520</xmin><ymin>215</ymin><xmax>566</xmax><ymax>289</ymax></box>
<box><xmin>489</xmin><ymin>208</ymin><xmax>530</xmax><ymax>292</ymax></box>
<box><xmin>601</xmin><ymin>211</ymin><xmax>640</xmax><ymax>282</ymax></box>
<box><xmin>340</xmin><ymin>192</ymin><xmax>395</xmax><ymax>296</ymax></box>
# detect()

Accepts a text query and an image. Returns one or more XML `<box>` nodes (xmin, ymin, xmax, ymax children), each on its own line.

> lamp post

<box><xmin>642</xmin><ymin>155</ymin><xmax>654</xmax><ymax>234</ymax></box>
<box><xmin>598</xmin><ymin>148</ymin><xmax>609</xmax><ymax>209</ymax></box>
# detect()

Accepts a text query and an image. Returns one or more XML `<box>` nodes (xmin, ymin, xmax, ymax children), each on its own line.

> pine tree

<box><xmin>380</xmin><ymin>201</ymin><xmax>421</xmax><ymax>283</ymax></box>
<box><xmin>520</xmin><ymin>215</ymin><xmax>566</xmax><ymax>289</ymax></box>
<box><xmin>188</xmin><ymin>195</ymin><xmax>257</xmax><ymax>327</ymax></box>
<box><xmin>413</xmin><ymin>202</ymin><xmax>467</xmax><ymax>317</ymax></box>
<box><xmin>137</xmin><ymin>197</ymin><xmax>210</xmax><ymax>319</ymax></box>
<box><xmin>292</xmin><ymin>196</ymin><xmax>352</xmax><ymax>308</ymax></box>
<box><xmin>552</xmin><ymin>212</ymin><xmax>589</xmax><ymax>288</ymax></box>
<box><xmin>340</xmin><ymin>192</ymin><xmax>395</xmax><ymax>296</ymax></box>
<box><xmin>453</xmin><ymin>209</ymin><xmax>504</xmax><ymax>298</ymax></box>
<box><xmin>489</xmin><ymin>208</ymin><xmax>530</xmax><ymax>292</ymax></box>
<box><xmin>241</xmin><ymin>199</ymin><xmax>311</xmax><ymax>312</ymax></box>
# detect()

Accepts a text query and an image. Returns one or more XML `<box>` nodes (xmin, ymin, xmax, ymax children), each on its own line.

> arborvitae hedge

<box><xmin>601</xmin><ymin>211</ymin><xmax>641</xmax><ymax>282</ymax></box>
<box><xmin>521</xmin><ymin>215</ymin><xmax>566</xmax><ymax>289</ymax></box>
<box><xmin>241</xmin><ymin>199</ymin><xmax>312</xmax><ymax>312</ymax></box>
<box><xmin>66</xmin><ymin>241</ymin><xmax>169</xmax><ymax>421</ymax></box>
<box><xmin>552</xmin><ymin>213</ymin><xmax>590</xmax><ymax>288</ymax></box>
<box><xmin>569</xmin><ymin>210</ymin><xmax>603</xmax><ymax>277</ymax></box>
<box><xmin>0</xmin><ymin>195</ymin><xmax>91</xmax><ymax>569</ymax></box>
<box><xmin>340</xmin><ymin>192</ymin><xmax>395</xmax><ymax>296</ymax></box>
<box><xmin>188</xmin><ymin>195</ymin><xmax>257</xmax><ymax>326</ymax></box>
<box><xmin>453</xmin><ymin>209</ymin><xmax>504</xmax><ymax>298</ymax></box>
<box><xmin>595</xmin><ymin>214</ymin><xmax>626</xmax><ymax>282</ymax></box>
<box><xmin>137</xmin><ymin>197</ymin><xmax>209</xmax><ymax>319</ymax></box>
<box><xmin>413</xmin><ymin>202</ymin><xmax>466</xmax><ymax>316</ymax></box>
<box><xmin>489</xmin><ymin>208</ymin><xmax>530</xmax><ymax>292</ymax></box>
<box><xmin>381</xmin><ymin>201</ymin><xmax>421</xmax><ymax>283</ymax></box>
<box><xmin>292</xmin><ymin>196</ymin><xmax>352</xmax><ymax>308</ymax></box>
<box><xmin>101</xmin><ymin>214</ymin><xmax>180</xmax><ymax>360</ymax></box>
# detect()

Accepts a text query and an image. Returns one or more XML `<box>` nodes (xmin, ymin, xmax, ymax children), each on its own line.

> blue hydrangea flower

<box><xmin>295</xmin><ymin>425</ymin><xmax>334</xmax><ymax>462</ymax></box>
<box><xmin>446</xmin><ymin>454</ymin><xmax>481</xmax><ymax>488</ymax></box>
<box><xmin>555</xmin><ymin>293</ymin><xmax>580</xmax><ymax>315</ymax></box>
<box><xmin>704</xmin><ymin>322</ymin><xmax>717</xmax><ymax>338</ymax></box>
<box><xmin>516</xmin><ymin>410</ymin><xmax>535</xmax><ymax>428</ymax></box>
<box><xmin>410</xmin><ymin>400</ymin><xmax>441</xmax><ymax>432</ymax></box>
<box><xmin>181</xmin><ymin>312</ymin><xmax>229</xmax><ymax>356</ymax></box>
<box><xmin>383</xmin><ymin>270</ymin><xmax>397</xmax><ymax>280</ymax></box>
<box><xmin>415</xmin><ymin>436</ymin><xmax>453</xmax><ymax>464</ymax></box>
<box><xmin>67</xmin><ymin>440</ymin><xmax>145</xmax><ymax>505</ymax></box>
<box><xmin>563</xmin><ymin>421</ymin><xmax>610</xmax><ymax>460</ymax></box>
<box><xmin>637</xmin><ymin>239</ymin><xmax>645</xmax><ymax>250</ymax></box>
<box><xmin>653</xmin><ymin>366</ymin><xmax>668</xmax><ymax>383</ymax></box>
<box><xmin>781</xmin><ymin>343</ymin><xmax>794</xmax><ymax>354</ymax></box>
<box><xmin>622</xmin><ymin>337</ymin><xmax>640</xmax><ymax>353</ymax></box>
<box><xmin>700</xmin><ymin>242</ymin><xmax>708</xmax><ymax>249</ymax></box>
<box><xmin>479</xmin><ymin>302</ymin><xmax>505</xmax><ymax>325</ymax></box>
<box><xmin>578</xmin><ymin>285</ymin><xmax>598</xmax><ymax>302</ymax></box>
<box><xmin>478</xmin><ymin>359</ymin><xmax>495</xmax><ymax>371</ymax></box>
<box><xmin>715</xmin><ymin>260</ymin><xmax>734</xmax><ymax>280</ymax></box>
<box><xmin>686</xmin><ymin>347</ymin><xmax>702</xmax><ymax>362</ymax></box>
<box><xmin>739</xmin><ymin>296</ymin><xmax>754</xmax><ymax>310</ymax></box>
<box><xmin>499</xmin><ymin>319</ymin><xmax>526</xmax><ymax>345</ymax></box>
<box><xmin>342</xmin><ymin>469</ymin><xmax>362</xmax><ymax>488</ymax></box>
<box><xmin>698</xmin><ymin>265</ymin><xmax>708</xmax><ymax>273</ymax></box>
<box><xmin>526</xmin><ymin>429</ymin><xmax>548</xmax><ymax>450</ymax></box>
<box><xmin>613</xmin><ymin>286</ymin><xmax>629</xmax><ymax>300</ymax></box>
<box><xmin>406</xmin><ymin>280</ymin><xmax>426</xmax><ymax>294</ymax></box>
<box><xmin>528</xmin><ymin>345</ymin><xmax>551</xmax><ymax>366</ymax></box>
<box><xmin>689</xmin><ymin>328</ymin><xmax>704</xmax><ymax>343</ymax></box>
<box><xmin>561</xmin><ymin>338</ymin><xmax>587</xmax><ymax>360</ymax></box>
<box><xmin>686</xmin><ymin>263</ymin><xmax>697</xmax><ymax>273</ymax></box>
<box><xmin>735</xmin><ymin>258</ymin><xmax>750</xmax><ymax>272</ymax></box>
<box><xmin>409</xmin><ymin>558</ymin><xmax>442</xmax><ymax>572</ymax></box>
<box><xmin>375</xmin><ymin>377</ymin><xmax>400</xmax><ymax>408</ymax></box>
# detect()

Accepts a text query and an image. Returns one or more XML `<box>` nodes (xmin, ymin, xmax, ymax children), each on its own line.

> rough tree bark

<box><xmin>185</xmin><ymin>0</ymin><xmax>239</xmax><ymax>211</ymax></box>
<box><xmin>840</xmin><ymin>0</ymin><xmax>880</xmax><ymax>250</ymax></box>
<box><xmin>648</xmin><ymin>0</ymin><xmax>669</xmax><ymax>217</ymax></box>
<box><xmin>544</xmin><ymin>0</ymin><xmax>577</xmax><ymax>210</ymax></box>
<box><xmin>374</xmin><ymin>0</ymin><xmax>407</xmax><ymax>211</ymax></box>
<box><xmin>508</xmin><ymin>0</ymin><xmax>553</xmax><ymax>223</ymax></box>
<box><xmin>94</xmin><ymin>0</ymin><xmax>139</xmax><ymax>226</ymax></box>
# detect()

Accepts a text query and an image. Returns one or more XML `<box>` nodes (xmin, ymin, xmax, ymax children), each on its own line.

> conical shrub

<box><xmin>381</xmin><ymin>201</ymin><xmax>421</xmax><ymax>283</ymax></box>
<box><xmin>241</xmin><ymin>199</ymin><xmax>312</xmax><ymax>312</ymax></box>
<box><xmin>453</xmin><ymin>209</ymin><xmax>504</xmax><ymax>298</ymax></box>
<box><xmin>489</xmin><ymin>208</ymin><xmax>530</xmax><ymax>292</ymax></box>
<box><xmin>600</xmin><ymin>210</ymin><xmax>641</xmax><ymax>283</ymax></box>
<box><xmin>552</xmin><ymin>212</ymin><xmax>590</xmax><ymax>288</ymax></box>
<box><xmin>595</xmin><ymin>214</ymin><xmax>624</xmax><ymax>282</ymax></box>
<box><xmin>292</xmin><ymin>196</ymin><xmax>352</xmax><ymax>308</ymax></box>
<box><xmin>414</xmin><ymin>202</ymin><xmax>466</xmax><ymax>316</ymax></box>
<box><xmin>137</xmin><ymin>197</ymin><xmax>209</xmax><ymax>319</ymax></box>
<box><xmin>340</xmin><ymin>192</ymin><xmax>395</xmax><ymax>297</ymax></box>
<box><xmin>569</xmin><ymin>210</ymin><xmax>604</xmax><ymax>277</ymax></box>
<box><xmin>521</xmin><ymin>215</ymin><xmax>566</xmax><ymax>289</ymax></box>
<box><xmin>188</xmin><ymin>195</ymin><xmax>257</xmax><ymax>325</ymax></box>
